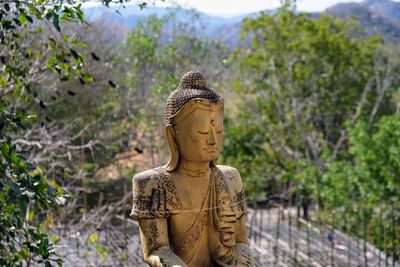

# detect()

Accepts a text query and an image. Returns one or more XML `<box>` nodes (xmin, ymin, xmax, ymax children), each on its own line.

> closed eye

<box><xmin>197</xmin><ymin>131</ymin><xmax>209</xmax><ymax>135</ymax></box>
<box><xmin>217</xmin><ymin>130</ymin><xmax>224</xmax><ymax>134</ymax></box>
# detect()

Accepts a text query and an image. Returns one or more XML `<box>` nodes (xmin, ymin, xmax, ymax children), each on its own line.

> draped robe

<box><xmin>131</xmin><ymin>165</ymin><xmax>251</xmax><ymax>266</ymax></box>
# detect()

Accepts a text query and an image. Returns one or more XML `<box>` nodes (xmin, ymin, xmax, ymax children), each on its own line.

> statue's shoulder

<box><xmin>133</xmin><ymin>167</ymin><xmax>161</xmax><ymax>181</ymax></box>
<box><xmin>216</xmin><ymin>165</ymin><xmax>247</xmax><ymax>217</ymax></box>
<box><xmin>216</xmin><ymin>165</ymin><xmax>244</xmax><ymax>194</ymax></box>
<box><xmin>132</xmin><ymin>167</ymin><xmax>171</xmax><ymax>196</ymax></box>
<box><xmin>131</xmin><ymin>167</ymin><xmax>178</xmax><ymax>219</ymax></box>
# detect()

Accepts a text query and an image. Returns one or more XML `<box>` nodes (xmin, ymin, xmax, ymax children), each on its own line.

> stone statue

<box><xmin>131</xmin><ymin>71</ymin><xmax>254</xmax><ymax>267</ymax></box>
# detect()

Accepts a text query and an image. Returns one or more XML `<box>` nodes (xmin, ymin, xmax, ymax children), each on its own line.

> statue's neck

<box><xmin>177</xmin><ymin>159</ymin><xmax>211</xmax><ymax>178</ymax></box>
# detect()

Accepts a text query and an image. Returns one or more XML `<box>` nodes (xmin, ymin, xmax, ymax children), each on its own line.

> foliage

<box><xmin>0</xmin><ymin>107</ymin><xmax>64</xmax><ymax>266</ymax></box>
<box><xmin>0</xmin><ymin>1</ymin><xmax>88</xmax><ymax>264</ymax></box>
<box><xmin>225</xmin><ymin>6</ymin><xmax>382</xmax><ymax>195</ymax></box>
<box><xmin>323</xmin><ymin>114</ymin><xmax>400</xmax><ymax>252</ymax></box>
<box><xmin>0</xmin><ymin>0</ymin><xmax>154</xmax><ymax>265</ymax></box>
<box><xmin>222</xmin><ymin>3</ymin><xmax>399</xmax><ymax>254</ymax></box>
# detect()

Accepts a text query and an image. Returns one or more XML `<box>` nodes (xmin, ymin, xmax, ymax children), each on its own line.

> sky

<box><xmin>152</xmin><ymin>0</ymin><xmax>366</xmax><ymax>17</ymax></box>
<box><xmin>84</xmin><ymin>0</ymin><xmax>400</xmax><ymax>17</ymax></box>
<box><xmin>169</xmin><ymin>0</ymin><xmax>363</xmax><ymax>16</ymax></box>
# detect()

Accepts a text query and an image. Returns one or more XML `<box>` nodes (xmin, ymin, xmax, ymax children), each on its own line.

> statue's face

<box><xmin>174</xmin><ymin>106</ymin><xmax>224</xmax><ymax>163</ymax></box>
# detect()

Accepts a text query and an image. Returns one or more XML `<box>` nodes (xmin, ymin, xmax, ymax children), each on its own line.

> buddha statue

<box><xmin>131</xmin><ymin>71</ymin><xmax>254</xmax><ymax>267</ymax></box>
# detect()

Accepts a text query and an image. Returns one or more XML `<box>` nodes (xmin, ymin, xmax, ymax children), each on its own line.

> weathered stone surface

<box><xmin>131</xmin><ymin>71</ymin><xmax>254</xmax><ymax>267</ymax></box>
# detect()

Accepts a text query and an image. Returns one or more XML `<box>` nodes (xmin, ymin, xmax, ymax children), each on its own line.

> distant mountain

<box><xmin>326</xmin><ymin>0</ymin><xmax>400</xmax><ymax>42</ymax></box>
<box><xmin>84</xmin><ymin>5</ymin><xmax>169</xmax><ymax>20</ymax></box>
<box><xmin>365</xmin><ymin>0</ymin><xmax>400</xmax><ymax>23</ymax></box>
<box><xmin>85</xmin><ymin>5</ymin><xmax>170</xmax><ymax>30</ymax></box>
<box><xmin>84</xmin><ymin>0</ymin><xmax>400</xmax><ymax>44</ymax></box>
<box><xmin>84</xmin><ymin>5</ymin><xmax>248</xmax><ymax>39</ymax></box>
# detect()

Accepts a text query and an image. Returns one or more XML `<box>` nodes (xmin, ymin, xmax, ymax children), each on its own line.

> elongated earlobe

<box><xmin>164</xmin><ymin>125</ymin><xmax>179</xmax><ymax>171</ymax></box>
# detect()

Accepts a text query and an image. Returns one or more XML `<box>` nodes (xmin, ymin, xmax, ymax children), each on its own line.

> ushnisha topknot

<box><xmin>164</xmin><ymin>71</ymin><xmax>222</xmax><ymax>125</ymax></box>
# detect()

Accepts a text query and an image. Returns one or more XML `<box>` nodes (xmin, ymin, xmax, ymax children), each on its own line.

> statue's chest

<box><xmin>171</xmin><ymin>174</ymin><xmax>211</xmax><ymax>212</ymax></box>
<box><xmin>168</xmin><ymin>206</ymin><xmax>209</xmax><ymax>256</ymax></box>
<box><xmin>167</xmin><ymin>177</ymin><xmax>211</xmax><ymax>240</ymax></box>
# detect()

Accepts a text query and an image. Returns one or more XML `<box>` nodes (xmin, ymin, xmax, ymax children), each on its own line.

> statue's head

<box><xmin>164</xmin><ymin>71</ymin><xmax>224</xmax><ymax>171</ymax></box>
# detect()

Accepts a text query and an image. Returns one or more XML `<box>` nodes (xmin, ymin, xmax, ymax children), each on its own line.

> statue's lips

<box><xmin>204</xmin><ymin>148</ymin><xmax>218</xmax><ymax>153</ymax></box>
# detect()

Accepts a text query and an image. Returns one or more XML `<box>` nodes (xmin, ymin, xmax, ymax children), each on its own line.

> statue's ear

<box><xmin>164</xmin><ymin>125</ymin><xmax>179</xmax><ymax>171</ymax></box>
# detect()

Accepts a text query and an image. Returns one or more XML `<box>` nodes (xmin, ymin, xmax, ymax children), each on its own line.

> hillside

<box><xmin>326</xmin><ymin>0</ymin><xmax>400</xmax><ymax>42</ymax></box>
<box><xmin>84</xmin><ymin>0</ymin><xmax>400</xmax><ymax>44</ymax></box>
<box><xmin>84</xmin><ymin>4</ymin><xmax>247</xmax><ymax>42</ymax></box>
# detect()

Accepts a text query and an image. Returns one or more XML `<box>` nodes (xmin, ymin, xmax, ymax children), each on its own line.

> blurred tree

<box><xmin>323</xmin><ymin>114</ymin><xmax>400</xmax><ymax>254</ymax></box>
<box><xmin>221</xmin><ymin>2</ymin><xmax>400</xmax><ymax>254</ymax></box>
<box><xmin>223</xmin><ymin>4</ymin><xmax>399</xmax><ymax>216</ymax></box>
<box><xmin>0</xmin><ymin>1</ymin><xmax>158</xmax><ymax>265</ymax></box>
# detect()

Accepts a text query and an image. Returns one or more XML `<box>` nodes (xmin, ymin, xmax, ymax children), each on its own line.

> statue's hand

<box><xmin>218</xmin><ymin>209</ymin><xmax>237</xmax><ymax>247</ymax></box>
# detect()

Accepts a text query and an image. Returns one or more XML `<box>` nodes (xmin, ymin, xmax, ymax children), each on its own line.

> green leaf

<box><xmin>26</xmin><ymin>15</ymin><xmax>33</xmax><ymax>23</ymax></box>
<box><xmin>2</xmin><ymin>20</ymin><xmax>14</xmax><ymax>30</ymax></box>
<box><xmin>53</xmin><ymin>13</ymin><xmax>60</xmax><ymax>31</ymax></box>
<box><xmin>2</xmin><ymin>143</ymin><xmax>10</xmax><ymax>158</ymax></box>
<box><xmin>48</xmin><ymin>38</ymin><xmax>57</xmax><ymax>50</ymax></box>
<box><xmin>10</xmin><ymin>152</ymin><xmax>19</xmax><ymax>165</ymax></box>
<box><xmin>81</xmin><ymin>73</ymin><xmax>94</xmax><ymax>82</ymax></box>
<box><xmin>78</xmin><ymin>42</ymin><xmax>88</xmax><ymax>48</ymax></box>
<box><xmin>69</xmin><ymin>49</ymin><xmax>79</xmax><ymax>60</ymax></box>
<box><xmin>71</xmin><ymin>37</ymin><xmax>79</xmax><ymax>45</ymax></box>
<box><xmin>4</xmin><ymin>3</ymin><xmax>10</xmax><ymax>11</ymax></box>
<box><xmin>75</xmin><ymin>9</ymin><xmax>84</xmax><ymax>21</ymax></box>
<box><xmin>20</xmin><ymin>13</ymin><xmax>28</xmax><ymax>26</ymax></box>
<box><xmin>13</xmin><ymin>18</ymin><xmax>22</xmax><ymax>27</ymax></box>
<box><xmin>45</xmin><ymin>12</ymin><xmax>53</xmax><ymax>20</ymax></box>
<box><xmin>63</xmin><ymin>34</ymin><xmax>69</xmax><ymax>43</ymax></box>
<box><xmin>28</xmin><ymin>210</ymin><xmax>35</xmax><ymax>221</ymax></box>
<box><xmin>139</xmin><ymin>2</ymin><xmax>148</xmax><ymax>9</ymax></box>
<box><xmin>18</xmin><ymin>197</ymin><xmax>27</xmax><ymax>217</ymax></box>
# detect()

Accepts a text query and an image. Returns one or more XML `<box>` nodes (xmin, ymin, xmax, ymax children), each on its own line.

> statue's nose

<box><xmin>206</xmin><ymin>129</ymin><xmax>217</xmax><ymax>146</ymax></box>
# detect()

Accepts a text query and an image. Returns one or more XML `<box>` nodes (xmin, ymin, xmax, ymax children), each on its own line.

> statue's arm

<box><xmin>138</xmin><ymin>218</ymin><xmax>188</xmax><ymax>267</ymax></box>
<box><xmin>217</xmin><ymin>165</ymin><xmax>254</xmax><ymax>266</ymax></box>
